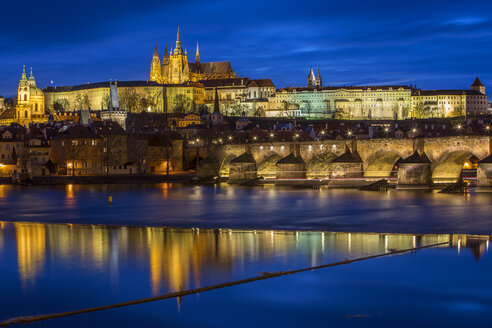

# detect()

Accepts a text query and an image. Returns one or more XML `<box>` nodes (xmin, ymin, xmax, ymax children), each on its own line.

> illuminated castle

<box><xmin>150</xmin><ymin>27</ymin><xmax>236</xmax><ymax>84</ymax></box>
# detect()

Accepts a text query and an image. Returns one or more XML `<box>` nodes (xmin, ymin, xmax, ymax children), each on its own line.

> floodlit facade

<box><xmin>268</xmin><ymin>85</ymin><xmax>413</xmax><ymax>120</ymax></box>
<box><xmin>150</xmin><ymin>28</ymin><xmax>236</xmax><ymax>84</ymax></box>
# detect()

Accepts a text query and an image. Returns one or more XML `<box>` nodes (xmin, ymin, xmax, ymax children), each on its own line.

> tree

<box><xmin>281</xmin><ymin>100</ymin><xmax>298</xmax><ymax>118</ymax></box>
<box><xmin>75</xmin><ymin>92</ymin><xmax>90</xmax><ymax>110</ymax></box>
<box><xmin>120</xmin><ymin>87</ymin><xmax>140</xmax><ymax>112</ymax></box>
<box><xmin>252</xmin><ymin>103</ymin><xmax>264</xmax><ymax>117</ymax></box>
<box><xmin>53</xmin><ymin>99</ymin><xmax>70</xmax><ymax>111</ymax></box>
<box><xmin>230</xmin><ymin>103</ymin><xmax>244</xmax><ymax>116</ymax></box>
<box><xmin>302</xmin><ymin>100</ymin><xmax>312</xmax><ymax>119</ymax></box>
<box><xmin>172</xmin><ymin>94</ymin><xmax>191</xmax><ymax>113</ymax></box>
<box><xmin>65</xmin><ymin>139</ymin><xmax>85</xmax><ymax>176</ymax></box>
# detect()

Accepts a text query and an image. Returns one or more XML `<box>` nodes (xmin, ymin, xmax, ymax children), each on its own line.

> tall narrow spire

<box><xmin>174</xmin><ymin>26</ymin><xmax>183</xmax><ymax>55</ymax></box>
<box><xmin>164</xmin><ymin>44</ymin><xmax>168</xmax><ymax>58</ymax></box>
<box><xmin>21</xmin><ymin>65</ymin><xmax>27</xmax><ymax>80</ymax></box>
<box><xmin>153</xmin><ymin>42</ymin><xmax>159</xmax><ymax>56</ymax></box>
<box><xmin>195</xmin><ymin>41</ymin><xmax>200</xmax><ymax>64</ymax></box>
<box><xmin>315</xmin><ymin>68</ymin><xmax>322</xmax><ymax>87</ymax></box>
<box><xmin>213</xmin><ymin>87</ymin><xmax>220</xmax><ymax>113</ymax></box>
<box><xmin>307</xmin><ymin>67</ymin><xmax>315</xmax><ymax>87</ymax></box>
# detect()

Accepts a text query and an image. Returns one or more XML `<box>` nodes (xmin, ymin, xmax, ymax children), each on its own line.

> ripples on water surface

<box><xmin>1</xmin><ymin>184</ymin><xmax>492</xmax><ymax>327</ymax></box>
<box><xmin>0</xmin><ymin>222</ymin><xmax>491</xmax><ymax>327</ymax></box>
<box><xmin>0</xmin><ymin>183</ymin><xmax>491</xmax><ymax>233</ymax></box>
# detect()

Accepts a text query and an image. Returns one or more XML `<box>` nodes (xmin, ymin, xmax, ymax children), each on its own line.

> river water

<box><xmin>0</xmin><ymin>184</ymin><xmax>491</xmax><ymax>327</ymax></box>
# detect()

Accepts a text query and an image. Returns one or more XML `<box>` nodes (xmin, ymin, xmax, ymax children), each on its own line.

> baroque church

<box><xmin>15</xmin><ymin>66</ymin><xmax>45</xmax><ymax>126</ymax></box>
<box><xmin>150</xmin><ymin>28</ymin><xmax>236</xmax><ymax>84</ymax></box>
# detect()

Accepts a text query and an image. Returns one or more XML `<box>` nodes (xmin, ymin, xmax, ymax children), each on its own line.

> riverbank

<box><xmin>4</xmin><ymin>173</ymin><xmax>196</xmax><ymax>185</ymax></box>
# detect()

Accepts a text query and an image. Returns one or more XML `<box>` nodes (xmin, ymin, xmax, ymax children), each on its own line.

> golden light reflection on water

<box><xmin>14</xmin><ymin>222</ymin><xmax>46</xmax><ymax>289</ymax></box>
<box><xmin>0</xmin><ymin>221</ymin><xmax>488</xmax><ymax>295</ymax></box>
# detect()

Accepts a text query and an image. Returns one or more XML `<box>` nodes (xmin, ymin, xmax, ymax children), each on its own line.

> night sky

<box><xmin>1</xmin><ymin>0</ymin><xmax>492</xmax><ymax>98</ymax></box>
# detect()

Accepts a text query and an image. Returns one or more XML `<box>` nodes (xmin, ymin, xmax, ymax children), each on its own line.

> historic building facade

<box><xmin>268</xmin><ymin>85</ymin><xmax>413</xmax><ymax>120</ymax></box>
<box><xmin>411</xmin><ymin>78</ymin><xmax>488</xmax><ymax>118</ymax></box>
<box><xmin>150</xmin><ymin>28</ymin><xmax>236</xmax><ymax>84</ymax></box>
<box><xmin>44</xmin><ymin>81</ymin><xmax>165</xmax><ymax>113</ymax></box>
<box><xmin>14</xmin><ymin>66</ymin><xmax>46</xmax><ymax>126</ymax></box>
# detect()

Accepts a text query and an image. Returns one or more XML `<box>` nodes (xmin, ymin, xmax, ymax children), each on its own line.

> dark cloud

<box><xmin>1</xmin><ymin>0</ymin><xmax>492</xmax><ymax>97</ymax></box>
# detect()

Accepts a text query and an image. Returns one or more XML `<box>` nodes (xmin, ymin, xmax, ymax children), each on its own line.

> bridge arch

<box><xmin>306</xmin><ymin>152</ymin><xmax>337</xmax><ymax>178</ymax></box>
<box><xmin>432</xmin><ymin>150</ymin><xmax>479</xmax><ymax>183</ymax></box>
<box><xmin>364</xmin><ymin>151</ymin><xmax>402</xmax><ymax>178</ymax></box>
<box><xmin>257</xmin><ymin>153</ymin><xmax>282</xmax><ymax>178</ymax></box>
<box><xmin>218</xmin><ymin>154</ymin><xmax>237</xmax><ymax>178</ymax></box>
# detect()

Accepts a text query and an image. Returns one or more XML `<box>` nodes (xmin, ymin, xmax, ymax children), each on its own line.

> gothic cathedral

<box><xmin>150</xmin><ymin>28</ymin><xmax>236</xmax><ymax>84</ymax></box>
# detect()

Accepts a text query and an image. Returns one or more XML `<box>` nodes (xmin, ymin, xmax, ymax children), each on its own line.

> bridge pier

<box><xmin>276</xmin><ymin>153</ymin><xmax>306</xmax><ymax>179</ymax></box>
<box><xmin>329</xmin><ymin>146</ymin><xmax>363</xmax><ymax>179</ymax></box>
<box><xmin>476</xmin><ymin>154</ymin><xmax>492</xmax><ymax>190</ymax></box>
<box><xmin>397</xmin><ymin>151</ymin><xmax>432</xmax><ymax>188</ymax></box>
<box><xmin>228</xmin><ymin>152</ymin><xmax>257</xmax><ymax>183</ymax></box>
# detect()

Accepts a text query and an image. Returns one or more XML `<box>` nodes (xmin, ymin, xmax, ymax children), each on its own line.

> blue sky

<box><xmin>1</xmin><ymin>0</ymin><xmax>491</xmax><ymax>98</ymax></box>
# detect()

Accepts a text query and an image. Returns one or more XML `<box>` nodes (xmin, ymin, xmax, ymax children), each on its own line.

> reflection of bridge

<box><xmin>204</xmin><ymin>136</ymin><xmax>492</xmax><ymax>186</ymax></box>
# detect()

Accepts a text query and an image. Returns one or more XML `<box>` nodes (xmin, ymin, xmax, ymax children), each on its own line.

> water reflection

<box><xmin>1</xmin><ymin>221</ymin><xmax>489</xmax><ymax>295</ymax></box>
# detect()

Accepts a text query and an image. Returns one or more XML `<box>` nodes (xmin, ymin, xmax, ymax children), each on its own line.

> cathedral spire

<box><xmin>195</xmin><ymin>41</ymin><xmax>200</xmax><ymax>64</ymax></box>
<box><xmin>153</xmin><ymin>42</ymin><xmax>159</xmax><ymax>56</ymax></box>
<box><xmin>164</xmin><ymin>44</ymin><xmax>168</xmax><ymax>58</ymax></box>
<box><xmin>174</xmin><ymin>26</ymin><xmax>183</xmax><ymax>55</ymax></box>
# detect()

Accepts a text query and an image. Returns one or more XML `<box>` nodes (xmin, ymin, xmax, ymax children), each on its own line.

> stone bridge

<box><xmin>203</xmin><ymin>136</ymin><xmax>492</xmax><ymax>186</ymax></box>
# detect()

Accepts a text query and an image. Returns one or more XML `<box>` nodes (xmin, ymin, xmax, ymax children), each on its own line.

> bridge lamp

<box><xmin>412</xmin><ymin>128</ymin><xmax>417</xmax><ymax>133</ymax></box>
<box><xmin>253</xmin><ymin>136</ymin><xmax>257</xmax><ymax>140</ymax></box>
<box><xmin>485</xmin><ymin>126</ymin><xmax>490</xmax><ymax>131</ymax></box>
<box><xmin>219</xmin><ymin>138</ymin><xmax>223</xmax><ymax>143</ymax></box>
<box><xmin>196</xmin><ymin>138</ymin><xmax>200</xmax><ymax>143</ymax></box>
<box><xmin>347</xmin><ymin>130</ymin><xmax>352</xmax><ymax>137</ymax></box>
<box><xmin>295</xmin><ymin>134</ymin><xmax>299</xmax><ymax>138</ymax></box>
<box><xmin>321</xmin><ymin>131</ymin><xmax>325</xmax><ymax>135</ymax></box>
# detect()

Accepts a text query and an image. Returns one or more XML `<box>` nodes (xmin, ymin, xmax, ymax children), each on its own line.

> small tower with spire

<box><xmin>315</xmin><ymin>68</ymin><xmax>322</xmax><ymax>87</ymax></box>
<box><xmin>195</xmin><ymin>41</ymin><xmax>200</xmax><ymax>65</ymax></box>
<box><xmin>210</xmin><ymin>87</ymin><xmax>224</xmax><ymax>126</ymax></box>
<box><xmin>307</xmin><ymin>67</ymin><xmax>316</xmax><ymax>87</ymax></box>
<box><xmin>28</xmin><ymin>67</ymin><xmax>36</xmax><ymax>87</ymax></box>
<box><xmin>150</xmin><ymin>42</ymin><xmax>162</xmax><ymax>82</ymax></box>
<box><xmin>162</xmin><ymin>44</ymin><xmax>170</xmax><ymax>65</ymax></box>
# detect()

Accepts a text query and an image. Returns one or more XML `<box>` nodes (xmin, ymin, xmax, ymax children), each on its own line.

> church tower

<box><xmin>169</xmin><ymin>27</ymin><xmax>189</xmax><ymax>84</ymax></box>
<box><xmin>471</xmin><ymin>77</ymin><xmax>485</xmax><ymax>94</ymax></box>
<box><xmin>307</xmin><ymin>67</ymin><xmax>315</xmax><ymax>87</ymax></box>
<box><xmin>150</xmin><ymin>42</ymin><xmax>162</xmax><ymax>83</ymax></box>
<box><xmin>315</xmin><ymin>68</ymin><xmax>322</xmax><ymax>87</ymax></box>
<box><xmin>15</xmin><ymin>66</ymin><xmax>45</xmax><ymax>126</ymax></box>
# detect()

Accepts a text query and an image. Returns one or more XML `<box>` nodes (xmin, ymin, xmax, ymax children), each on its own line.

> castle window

<box><xmin>24</xmin><ymin>111</ymin><xmax>28</xmax><ymax>118</ymax></box>
<box><xmin>24</xmin><ymin>95</ymin><xmax>27</xmax><ymax>101</ymax></box>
